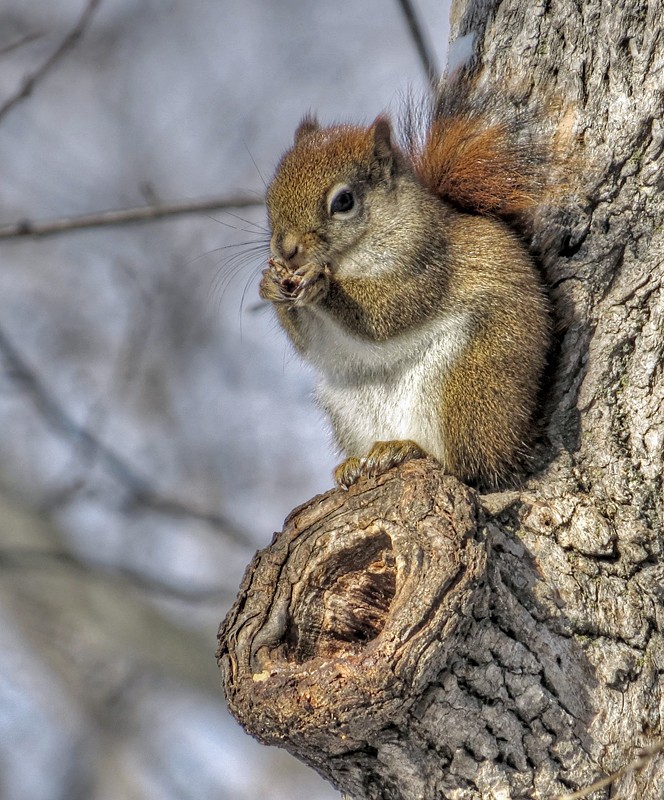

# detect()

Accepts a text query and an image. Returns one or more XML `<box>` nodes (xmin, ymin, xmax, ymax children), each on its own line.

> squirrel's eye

<box><xmin>331</xmin><ymin>191</ymin><xmax>354</xmax><ymax>214</ymax></box>
<box><xmin>328</xmin><ymin>184</ymin><xmax>357</xmax><ymax>218</ymax></box>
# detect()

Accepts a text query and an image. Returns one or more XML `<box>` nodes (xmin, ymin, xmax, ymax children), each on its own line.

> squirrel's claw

<box><xmin>260</xmin><ymin>260</ymin><xmax>330</xmax><ymax>307</ymax></box>
<box><xmin>334</xmin><ymin>456</ymin><xmax>364</xmax><ymax>489</ymax></box>
<box><xmin>334</xmin><ymin>440</ymin><xmax>428</xmax><ymax>488</ymax></box>
<box><xmin>259</xmin><ymin>266</ymin><xmax>291</xmax><ymax>304</ymax></box>
<box><xmin>291</xmin><ymin>263</ymin><xmax>330</xmax><ymax>307</ymax></box>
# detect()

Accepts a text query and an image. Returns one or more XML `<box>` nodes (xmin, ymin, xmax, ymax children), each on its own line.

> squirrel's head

<box><xmin>266</xmin><ymin>116</ymin><xmax>404</xmax><ymax>272</ymax></box>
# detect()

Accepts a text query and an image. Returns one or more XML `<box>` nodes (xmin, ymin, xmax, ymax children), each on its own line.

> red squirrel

<box><xmin>259</xmin><ymin>79</ymin><xmax>553</xmax><ymax>488</ymax></box>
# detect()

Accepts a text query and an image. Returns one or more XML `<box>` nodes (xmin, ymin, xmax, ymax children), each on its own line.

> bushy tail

<box><xmin>402</xmin><ymin>78</ymin><xmax>562</xmax><ymax>225</ymax></box>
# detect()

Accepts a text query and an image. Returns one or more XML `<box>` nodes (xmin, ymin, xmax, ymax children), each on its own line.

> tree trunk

<box><xmin>217</xmin><ymin>0</ymin><xmax>664</xmax><ymax>797</ymax></box>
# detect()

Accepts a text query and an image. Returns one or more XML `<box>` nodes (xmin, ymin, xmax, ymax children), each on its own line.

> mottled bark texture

<box><xmin>218</xmin><ymin>0</ymin><xmax>664</xmax><ymax>797</ymax></box>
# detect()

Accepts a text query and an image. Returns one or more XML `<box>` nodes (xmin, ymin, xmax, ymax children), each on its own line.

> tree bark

<box><xmin>218</xmin><ymin>0</ymin><xmax>664</xmax><ymax>797</ymax></box>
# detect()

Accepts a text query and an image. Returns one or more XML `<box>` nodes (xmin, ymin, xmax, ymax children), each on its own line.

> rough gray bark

<box><xmin>218</xmin><ymin>0</ymin><xmax>664</xmax><ymax>797</ymax></box>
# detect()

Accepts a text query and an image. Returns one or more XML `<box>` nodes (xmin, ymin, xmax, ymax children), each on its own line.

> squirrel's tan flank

<box><xmin>260</xmin><ymin>80</ymin><xmax>553</xmax><ymax>488</ymax></box>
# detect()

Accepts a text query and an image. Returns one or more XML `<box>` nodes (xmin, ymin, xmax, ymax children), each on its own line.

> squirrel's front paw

<box><xmin>290</xmin><ymin>263</ymin><xmax>330</xmax><ymax>307</ymax></box>
<box><xmin>259</xmin><ymin>259</ymin><xmax>330</xmax><ymax>306</ymax></box>
<box><xmin>259</xmin><ymin>259</ymin><xmax>292</xmax><ymax>304</ymax></box>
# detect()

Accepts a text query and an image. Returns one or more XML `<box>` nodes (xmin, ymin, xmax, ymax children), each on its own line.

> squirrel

<box><xmin>259</xmin><ymin>78</ymin><xmax>554</xmax><ymax>489</ymax></box>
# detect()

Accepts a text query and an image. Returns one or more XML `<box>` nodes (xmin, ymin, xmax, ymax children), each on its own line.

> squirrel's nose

<box><xmin>281</xmin><ymin>232</ymin><xmax>301</xmax><ymax>262</ymax></box>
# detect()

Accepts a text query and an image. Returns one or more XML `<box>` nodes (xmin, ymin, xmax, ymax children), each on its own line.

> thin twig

<box><xmin>0</xmin><ymin>194</ymin><xmax>264</xmax><ymax>240</ymax></box>
<box><xmin>0</xmin><ymin>323</ymin><xmax>252</xmax><ymax>547</ymax></box>
<box><xmin>395</xmin><ymin>0</ymin><xmax>439</xmax><ymax>90</ymax></box>
<box><xmin>554</xmin><ymin>740</ymin><xmax>664</xmax><ymax>799</ymax></box>
<box><xmin>0</xmin><ymin>0</ymin><xmax>102</xmax><ymax>123</ymax></box>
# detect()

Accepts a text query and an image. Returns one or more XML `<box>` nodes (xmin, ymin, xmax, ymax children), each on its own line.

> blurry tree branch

<box><xmin>0</xmin><ymin>323</ymin><xmax>252</xmax><ymax>547</ymax></box>
<box><xmin>0</xmin><ymin>0</ymin><xmax>265</xmax><ymax>241</ymax></box>
<box><xmin>0</xmin><ymin>0</ymin><xmax>103</xmax><ymax>123</ymax></box>
<box><xmin>396</xmin><ymin>0</ymin><xmax>438</xmax><ymax>89</ymax></box>
<box><xmin>0</xmin><ymin>194</ymin><xmax>264</xmax><ymax>240</ymax></box>
<box><xmin>0</xmin><ymin>546</ymin><xmax>235</xmax><ymax>603</ymax></box>
<box><xmin>0</xmin><ymin>493</ymin><xmax>223</xmax><ymax>697</ymax></box>
<box><xmin>0</xmin><ymin>31</ymin><xmax>45</xmax><ymax>58</ymax></box>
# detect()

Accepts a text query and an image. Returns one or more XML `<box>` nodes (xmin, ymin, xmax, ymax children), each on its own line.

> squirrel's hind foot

<box><xmin>334</xmin><ymin>439</ymin><xmax>427</xmax><ymax>488</ymax></box>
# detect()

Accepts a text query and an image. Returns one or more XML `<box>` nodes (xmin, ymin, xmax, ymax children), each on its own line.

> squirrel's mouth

<box><xmin>268</xmin><ymin>255</ymin><xmax>334</xmax><ymax>274</ymax></box>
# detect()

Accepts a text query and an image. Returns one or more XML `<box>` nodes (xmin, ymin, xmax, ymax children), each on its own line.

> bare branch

<box><xmin>0</xmin><ymin>31</ymin><xmax>44</xmax><ymax>58</ymax></box>
<box><xmin>0</xmin><ymin>194</ymin><xmax>264</xmax><ymax>239</ymax></box>
<box><xmin>0</xmin><ymin>547</ymin><xmax>235</xmax><ymax>603</ymax></box>
<box><xmin>395</xmin><ymin>0</ymin><xmax>439</xmax><ymax>89</ymax></box>
<box><xmin>0</xmin><ymin>323</ymin><xmax>252</xmax><ymax>547</ymax></box>
<box><xmin>0</xmin><ymin>0</ymin><xmax>102</xmax><ymax>123</ymax></box>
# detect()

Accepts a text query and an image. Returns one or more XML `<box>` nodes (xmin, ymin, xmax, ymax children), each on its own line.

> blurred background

<box><xmin>0</xmin><ymin>1</ymin><xmax>449</xmax><ymax>797</ymax></box>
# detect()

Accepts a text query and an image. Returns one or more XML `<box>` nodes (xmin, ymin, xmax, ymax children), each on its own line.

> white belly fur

<box><xmin>300</xmin><ymin>307</ymin><xmax>470</xmax><ymax>459</ymax></box>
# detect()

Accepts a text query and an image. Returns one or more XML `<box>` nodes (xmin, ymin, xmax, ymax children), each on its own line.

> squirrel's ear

<box><xmin>294</xmin><ymin>114</ymin><xmax>320</xmax><ymax>143</ymax></box>
<box><xmin>371</xmin><ymin>116</ymin><xmax>394</xmax><ymax>164</ymax></box>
